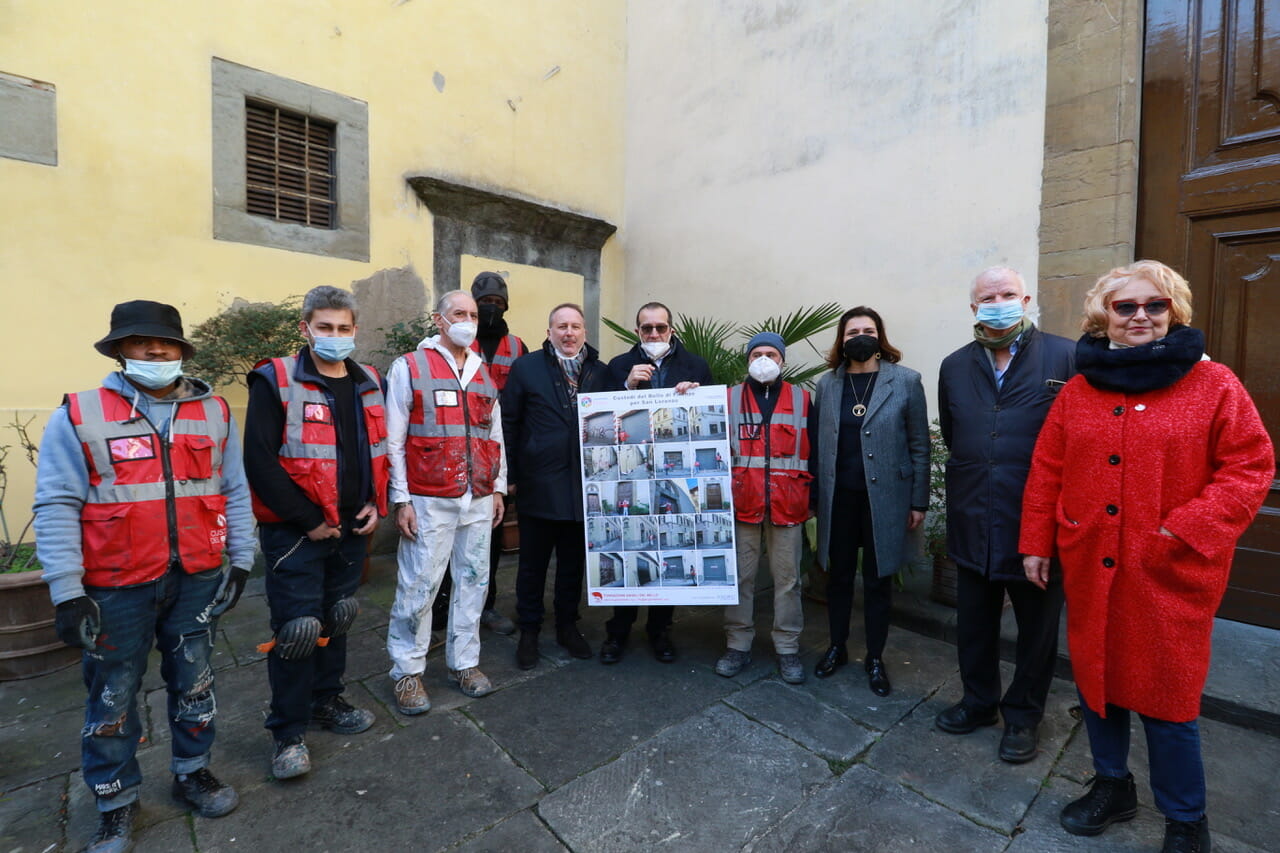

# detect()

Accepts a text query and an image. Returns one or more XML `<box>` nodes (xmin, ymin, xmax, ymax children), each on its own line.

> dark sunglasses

<box><xmin>639</xmin><ymin>324</ymin><xmax>670</xmax><ymax>334</ymax></box>
<box><xmin>1110</xmin><ymin>298</ymin><xmax>1171</xmax><ymax>318</ymax></box>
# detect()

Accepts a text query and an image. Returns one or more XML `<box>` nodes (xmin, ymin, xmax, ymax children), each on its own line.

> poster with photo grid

<box><xmin>579</xmin><ymin>384</ymin><xmax>738</xmax><ymax>606</ymax></box>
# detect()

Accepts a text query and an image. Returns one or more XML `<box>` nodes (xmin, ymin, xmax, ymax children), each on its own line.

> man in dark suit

<box><xmin>934</xmin><ymin>266</ymin><xmax>1075</xmax><ymax>764</ymax></box>
<box><xmin>502</xmin><ymin>303</ymin><xmax>611</xmax><ymax>669</ymax></box>
<box><xmin>601</xmin><ymin>302</ymin><xmax>713</xmax><ymax>664</ymax></box>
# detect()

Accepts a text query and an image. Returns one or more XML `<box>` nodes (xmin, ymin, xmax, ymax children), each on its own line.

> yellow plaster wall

<box><xmin>0</xmin><ymin>0</ymin><xmax>626</xmax><ymax>519</ymax></box>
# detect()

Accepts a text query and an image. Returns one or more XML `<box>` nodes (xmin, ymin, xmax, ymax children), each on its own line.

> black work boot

<box><xmin>517</xmin><ymin>630</ymin><xmax>540</xmax><ymax>670</ymax></box>
<box><xmin>1060</xmin><ymin>773</ymin><xmax>1138</xmax><ymax>836</ymax></box>
<box><xmin>88</xmin><ymin>801</ymin><xmax>138</xmax><ymax>853</ymax></box>
<box><xmin>1162</xmin><ymin>816</ymin><xmax>1210</xmax><ymax>853</ymax></box>
<box><xmin>172</xmin><ymin>767</ymin><xmax>239</xmax><ymax>818</ymax></box>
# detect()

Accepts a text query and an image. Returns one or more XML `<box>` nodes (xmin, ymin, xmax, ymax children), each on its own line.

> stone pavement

<box><xmin>3</xmin><ymin>553</ymin><xmax>1278</xmax><ymax>852</ymax></box>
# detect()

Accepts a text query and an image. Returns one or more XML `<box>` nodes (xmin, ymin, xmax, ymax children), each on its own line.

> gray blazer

<box><xmin>813</xmin><ymin>360</ymin><xmax>930</xmax><ymax>577</ymax></box>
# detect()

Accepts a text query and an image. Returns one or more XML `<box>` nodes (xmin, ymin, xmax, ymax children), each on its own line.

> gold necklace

<box><xmin>847</xmin><ymin>371</ymin><xmax>876</xmax><ymax>417</ymax></box>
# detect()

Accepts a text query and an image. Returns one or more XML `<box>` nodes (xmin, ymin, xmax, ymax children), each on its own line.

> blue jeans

<box><xmin>82</xmin><ymin>567</ymin><xmax>224</xmax><ymax>812</ymax></box>
<box><xmin>1079</xmin><ymin>693</ymin><xmax>1206</xmax><ymax>821</ymax></box>
<box><xmin>260</xmin><ymin>524</ymin><xmax>366</xmax><ymax>741</ymax></box>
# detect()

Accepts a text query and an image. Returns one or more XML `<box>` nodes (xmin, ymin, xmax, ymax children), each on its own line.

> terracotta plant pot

<box><xmin>0</xmin><ymin>569</ymin><xmax>79</xmax><ymax>681</ymax></box>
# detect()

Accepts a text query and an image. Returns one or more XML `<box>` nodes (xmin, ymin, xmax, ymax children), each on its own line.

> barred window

<box><xmin>245</xmin><ymin>101</ymin><xmax>336</xmax><ymax>228</ymax></box>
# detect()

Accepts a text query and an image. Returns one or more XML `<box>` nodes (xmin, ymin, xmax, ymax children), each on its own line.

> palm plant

<box><xmin>603</xmin><ymin>302</ymin><xmax>843</xmax><ymax>388</ymax></box>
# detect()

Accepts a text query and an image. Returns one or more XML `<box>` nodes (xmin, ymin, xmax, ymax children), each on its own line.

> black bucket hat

<box><xmin>94</xmin><ymin>300</ymin><xmax>195</xmax><ymax>359</ymax></box>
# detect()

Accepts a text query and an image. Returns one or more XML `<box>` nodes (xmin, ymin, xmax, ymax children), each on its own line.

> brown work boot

<box><xmin>448</xmin><ymin>667</ymin><xmax>494</xmax><ymax>698</ymax></box>
<box><xmin>394</xmin><ymin>674</ymin><xmax>430</xmax><ymax>716</ymax></box>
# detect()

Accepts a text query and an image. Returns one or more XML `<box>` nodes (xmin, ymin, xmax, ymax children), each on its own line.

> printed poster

<box><xmin>578</xmin><ymin>384</ymin><xmax>738</xmax><ymax>606</ymax></box>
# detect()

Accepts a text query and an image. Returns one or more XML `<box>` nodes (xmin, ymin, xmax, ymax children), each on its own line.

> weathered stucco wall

<box><xmin>0</xmin><ymin>0</ymin><xmax>625</xmax><ymax>514</ymax></box>
<box><xmin>1038</xmin><ymin>0</ymin><xmax>1143</xmax><ymax>337</ymax></box>
<box><xmin>624</xmin><ymin>1</ymin><xmax>1050</xmax><ymax>396</ymax></box>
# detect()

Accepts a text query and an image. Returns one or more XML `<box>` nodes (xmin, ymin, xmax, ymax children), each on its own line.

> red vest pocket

<box><xmin>768</xmin><ymin>470</ymin><xmax>812</xmax><ymax>525</ymax></box>
<box><xmin>80</xmin><ymin>503</ymin><xmax>133</xmax><ymax>570</ymax></box>
<box><xmin>364</xmin><ymin>405</ymin><xmax>388</xmax><ymax>443</ymax></box>
<box><xmin>176</xmin><ymin>494</ymin><xmax>228</xmax><ymax>570</ymax></box>
<box><xmin>770</xmin><ymin>423</ymin><xmax>798</xmax><ymax>457</ymax></box>
<box><xmin>173</xmin><ymin>434</ymin><xmax>216</xmax><ymax>480</ymax></box>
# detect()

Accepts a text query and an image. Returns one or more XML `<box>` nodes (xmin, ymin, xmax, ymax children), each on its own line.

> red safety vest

<box><xmin>729</xmin><ymin>381</ymin><xmax>812</xmax><ymax>525</ymax></box>
<box><xmin>251</xmin><ymin>356</ymin><xmax>390</xmax><ymax>527</ymax></box>
<box><xmin>66</xmin><ymin>386</ymin><xmax>231</xmax><ymax>587</ymax></box>
<box><xmin>404</xmin><ymin>347</ymin><xmax>501</xmax><ymax>498</ymax></box>
<box><xmin>469</xmin><ymin>333</ymin><xmax>523</xmax><ymax>392</ymax></box>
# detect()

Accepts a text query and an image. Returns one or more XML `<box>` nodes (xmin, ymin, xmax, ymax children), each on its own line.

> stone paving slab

<box><xmin>0</xmin><ymin>704</ymin><xmax>85</xmax><ymax>790</ymax></box>
<box><xmin>538</xmin><ymin>703</ymin><xmax>831</xmax><ymax>853</ymax></box>
<box><xmin>0</xmin><ymin>655</ymin><xmax>84</xmax><ymax>726</ymax></box>
<box><xmin>725</xmin><ymin>679</ymin><xmax>876</xmax><ymax>762</ymax></box>
<box><xmin>866</xmin><ymin>667</ymin><xmax>1080</xmax><ymax>834</ymax></box>
<box><xmin>448</xmin><ymin>808</ymin><xmax>569</xmax><ymax>853</ymax></box>
<box><xmin>469</xmin><ymin>652</ymin><xmax>738</xmax><ymax>789</ymax></box>
<box><xmin>791</xmin><ymin>628</ymin><xmax>958</xmax><ymax>733</ymax></box>
<box><xmin>0</xmin><ymin>775</ymin><xmax>66</xmax><ymax>853</ymax></box>
<box><xmin>745</xmin><ymin>763</ymin><xmax>1008</xmax><ymax>852</ymax></box>
<box><xmin>189</xmin><ymin>711</ymin><xmax>541</xmax><ymax>853</ymax></box>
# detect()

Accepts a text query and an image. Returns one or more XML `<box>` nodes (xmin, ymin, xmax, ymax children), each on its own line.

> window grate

<box><xmin>245</xmin><ymin>100</ymin><xmax>336</xmax><ymax>228</ymax></box>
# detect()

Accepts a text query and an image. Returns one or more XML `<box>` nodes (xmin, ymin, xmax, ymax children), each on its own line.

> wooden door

<box><xmin>1140</xmin><ymin>0</ymin><xmax>1280</xmax><ymax>628</ymax></box>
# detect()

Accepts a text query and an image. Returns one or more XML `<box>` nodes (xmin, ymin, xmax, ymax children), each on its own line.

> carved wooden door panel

<box><xmin>1140</xmin><ymin>0</ymin><xmax>1280</xmax><ymax>627</ymax></box>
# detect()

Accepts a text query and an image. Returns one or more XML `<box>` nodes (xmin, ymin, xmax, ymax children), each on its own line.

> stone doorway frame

<box><xmin>406</xmin><ymin>176</ymin><xmax>617</xmax><ymax>334</ymax></box>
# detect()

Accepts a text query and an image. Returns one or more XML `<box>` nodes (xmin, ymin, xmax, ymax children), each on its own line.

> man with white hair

<box><xmin>934</xmin><ymin>266</ymin><xmax>1075</xmax><ymax>764</ymax></box>
<box><xmin>385</xmin><ymin>290</ymin><xmax>506</xmax><ymax>714</ymax></box>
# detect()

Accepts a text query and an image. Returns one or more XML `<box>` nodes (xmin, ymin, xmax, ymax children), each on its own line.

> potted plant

<box><xmin>0</xmin><ymin>416</ymin><xmax>79</xmax><ymax>680</ymax></box>
<box><xmin>925</xmin><ymin>420</ymin><xmax>958</xmax><ymax>606</ymax></box>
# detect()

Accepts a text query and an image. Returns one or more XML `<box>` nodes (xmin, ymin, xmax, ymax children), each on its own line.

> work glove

<box><xmin>54</xmin><ymin>596</ymin><xmax>101</xmax><ymax>650</ymax></box>
<box><xmin>209</xmin><ymin>567</ymin><xmax>251</xmax><ymax>617</ymax></box>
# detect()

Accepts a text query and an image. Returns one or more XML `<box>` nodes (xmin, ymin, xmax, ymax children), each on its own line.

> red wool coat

<box><xmin>1019</xmin><ymin>361</ymin><xmax>1274</xmax><ymax>722</ymax></box>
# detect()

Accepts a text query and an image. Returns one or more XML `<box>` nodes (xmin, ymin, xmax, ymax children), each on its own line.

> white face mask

<box><xmin>445</xmin><ymin>320</ymin><xmax>477</xmax><ymax>348</ymax></box>
<box><xmin>748</xmin><ymin>356</ymin><xmax>781</xmax><ymax>384</ymax></box>
<box><xmin>640</xmin><ymin>341</ymin><xmax>671</xmax><ymax>360</ymax></box>
<box><xmin>123</xmin><ymin>358</ymin><xmax>184</xmax><ymax>390</ymax></box>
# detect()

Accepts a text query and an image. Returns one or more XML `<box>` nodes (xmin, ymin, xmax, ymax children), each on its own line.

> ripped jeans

<box><xmin>82</xmin><ymin>566</ymin><xmax>223</xmax><ymax>812</ymax></box>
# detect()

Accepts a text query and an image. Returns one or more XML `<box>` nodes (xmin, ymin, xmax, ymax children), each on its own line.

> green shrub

<box><xmin>185</xmin><ymin>297</ymin><xmax>307</xmax><ymax>389</ymax></box>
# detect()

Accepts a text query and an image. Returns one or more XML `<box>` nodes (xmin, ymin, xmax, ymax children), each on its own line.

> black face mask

<box><xmin>478</xmin><ymin>303</ymin><xmax>505</xmax><ymax>329</ymax></box>
<box><xmin>843</xmin><ymin>335</ymin><xmax>880</xmax><ymax>363</ymax></box>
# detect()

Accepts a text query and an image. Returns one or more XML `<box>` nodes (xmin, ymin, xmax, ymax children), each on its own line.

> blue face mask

<box><xmin>123</xmin><ymin>358</ymin><xmax>184</xmax><ymax>390</ymax></box>
<box><xmin>974</xmin><ymin>300</ymin><xmax>1025</xmax><ymax>330</ymax></box>
<box><xmin>310</xmin><ymin>333</ymin><xmax>356</xmax><ymax>363</ymax></box>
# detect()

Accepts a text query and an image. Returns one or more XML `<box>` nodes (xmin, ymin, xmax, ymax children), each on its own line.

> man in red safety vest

<box><xmin>716</xmin><ymin>332</ymin><xmax>813</xmax><ymax>686</ymax></box>
<box><xmin>33</xmin><ymin>300</ymin><xmax>256</xmax><ymax>849</ymax></box>
<box><xmin>431</xmin><ymin>272</ymin><xmax>528</xmax><ymax>638</ymax></box>
<box><xmin>245</xmin><ymin>285</ymin><xmax>389</xmax><ymax>781</ymax></box>
<box><xmin>385</xmin><ymin>289</ymin><xmax>507</xmax><ymax>715</ymax></box>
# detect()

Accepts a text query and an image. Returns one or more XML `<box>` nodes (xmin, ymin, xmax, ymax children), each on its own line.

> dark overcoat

<box><xmin>501</xmin><ymin>341</ymin><xmax>610</xmax><ymax>522</ymax></box>
<box><xmin>937</xmin><ymin>325</ymin><xmax>1075</xmax><ymax>580</ymax></box>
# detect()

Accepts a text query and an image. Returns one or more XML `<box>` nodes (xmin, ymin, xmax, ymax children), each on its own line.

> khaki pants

<box><xmin>726</xmin><ymin>521</ymin><xmax>803</xmax><ymax>655</ymax></box>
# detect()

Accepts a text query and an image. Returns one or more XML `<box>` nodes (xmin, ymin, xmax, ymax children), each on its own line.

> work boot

<box><xmin>1060</xmin><ymin>773</ymin><xmax>1138</xmax><ymax>836</ymax></box>
<box><xmin>87</xmin><ymin>801</ymin><xmax>138</xmax><ymax>853</ymax></box>
<box><xmin>311</xmin><ymin>694</ymin><xmax>375</xmax><ymax>734</ymax></box>
<box><xmin>599</xmin><ymin>636</ymin><xmax>624</xmax><ymax>665</ymax></box>
<box><xmin>935</xmin><ymin>701</ymin><xmax>1000</xmax><ymax>734</ymax></box>
<box><xmin>517</xmin><ymin>630</ymin><xmax>540</xmax><ymax>669</ymax></box>
<box><xmin>649</xmin><ymin>630</ymin><xmax>676</xmax><ymax>663</ymax></box>
<box><xmin>448</xmin><ymin>667</ymin><xmax>494</xmax><ymax>698</ymax></box>
<box><xmin>480</xmin><ymin>608</ymin><xmax>516</xmax><ymax>635</ymax></box>
<box><xmin>777</xmin><ymin>653</ymin><xmax>805</xmax><ymax>684</ymax></box>
<box><xmin>394</xmin><ymin>674</ymin><xmax>430</xmax><ymax>715</ymax></box>
<box><xmin>271</xmin><ymin>735</ymin><xmax>311</xmax><ymax>779</ymax></box>
<box><xmin>715</xmin><ymin>648</ymin><xmax>751</xmax><ymax>678</ymax></box>
<box><xmin>172</xmin><ymin>767</ymin><xmax>238</xmax><ymax>818</ymax></box>
<box><xmin>998</xmin><ymin>724</ymin><xmax>1039</xmax><ymax>764</ymax></box>
<box><xmin>1162</xmin><ymin>816</ymin><xmax>1209</xmax><ymax>853</ymax></box>
<box><xmin>556</xmin><ymin>625</ymin><xmax>592</xmax><ymax>659</ymax></box>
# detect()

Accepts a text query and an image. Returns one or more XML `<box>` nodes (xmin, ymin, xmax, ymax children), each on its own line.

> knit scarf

<box><xmin>973</xmin><ymin>316</ymin><xmax>1032</xmax><ymax>350</ymax></box>
<box><xmin>1075</xmin><ymin>325</ymin><xmax>1205</xmax><ymax>394</ymax></box>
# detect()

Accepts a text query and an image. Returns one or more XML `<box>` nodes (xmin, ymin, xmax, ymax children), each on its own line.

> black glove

<box><xmin>54</xmin><ymin>596</ymin><xmax>101</xmax><ymax>650</ymax></box>
<box><xmin>209</xmin><ymin>567</ymin><xmax>251</xmax><ymax>617</ymax></box>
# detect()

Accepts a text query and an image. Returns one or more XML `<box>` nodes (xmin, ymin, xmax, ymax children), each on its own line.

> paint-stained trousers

<box><xmin>726</xmin><ymin>521</ymin><xmax>804</xmax><ymax>654</ymax></box>
<box><xmin>82</xmin><ymin>566</ymin><xmax>224</xmax><ymax>812</ymax></box>
<box><xmin>387</xmin><ymin>491</ymin><xmax>492</xmax><ymax>680</ymax></box>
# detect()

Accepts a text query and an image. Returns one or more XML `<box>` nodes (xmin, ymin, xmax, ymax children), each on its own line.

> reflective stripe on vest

<box><xmin>251</xmin><ymin>355</ymin><xmax>390</xmax><ymax>526</ymax></box>
<box><xmin>469</xmin><ymin>334</ymin><xmax>522</xmax><ymax>391</ymax></box>
<box><xmin>404</xmin><ymin>347</ymin><xmax>501</xmax><ymax>497</ymax></box>
<box><xmin>68</xmin><ymin>386</ymin><xmax>229</xmax><ymax>586</ymax></box>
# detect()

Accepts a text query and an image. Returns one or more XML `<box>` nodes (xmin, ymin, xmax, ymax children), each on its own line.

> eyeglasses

<box><xmin>1110</xmin><ymin>298</ymin><xmax>1171</xmax><ymax>318</ymax></box>
<box><xmin>639</xmin><ymin>324</ymin><xmax>670</xmax><ymax>335</ymax></box>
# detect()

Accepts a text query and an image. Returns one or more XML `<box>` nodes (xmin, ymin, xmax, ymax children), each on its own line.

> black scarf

<box><xmin>1075</xmin><ymin>325</ymin><xmax>1204</xmax><ymax>394</ymax></box>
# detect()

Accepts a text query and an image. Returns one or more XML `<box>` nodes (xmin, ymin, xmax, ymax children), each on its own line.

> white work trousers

<box><xmin>387</xmin><ymin>491</ymin><xmax>493</xmax><ymax>680</ymax></box>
